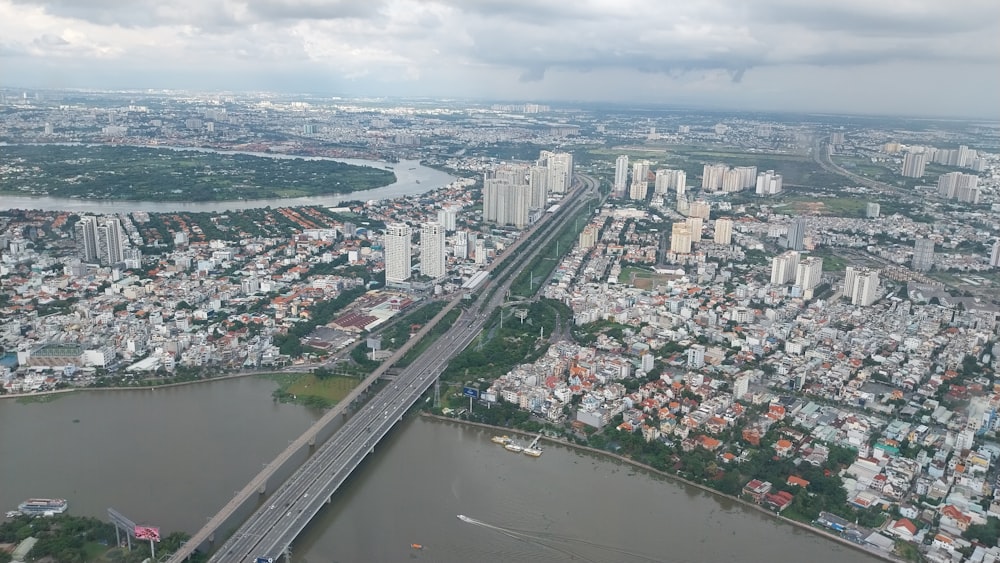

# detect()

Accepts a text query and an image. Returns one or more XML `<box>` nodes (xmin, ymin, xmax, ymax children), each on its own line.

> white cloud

<box><xmin>1</xmin><ymin>0</ymin><xmax>998</xmax><ymax>116</ymax></box>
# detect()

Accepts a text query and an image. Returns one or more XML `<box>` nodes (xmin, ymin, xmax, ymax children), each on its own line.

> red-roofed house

<box><xmin>890</xmin><ymin>518</ymin><xmax>918</xmax><ymax>541</ymax></box>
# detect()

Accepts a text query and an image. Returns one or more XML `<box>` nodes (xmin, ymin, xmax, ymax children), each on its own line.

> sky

<box><xmin>1</xmin><ymin>0</ymin><xmax>998</xmax><ymax>118</ymax></box>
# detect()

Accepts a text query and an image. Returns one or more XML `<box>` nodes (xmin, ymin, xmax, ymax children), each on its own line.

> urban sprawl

<box><xmin>2</xmin><ymin>90</ymin><xmax>1000</xmax><ymax>562</ymax></box>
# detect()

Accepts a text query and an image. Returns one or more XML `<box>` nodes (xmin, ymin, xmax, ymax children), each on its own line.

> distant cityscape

<box><xmin>3</xmin><ymin>88</ymin><xmax>1000</xmax><ymax>563</ymax></box>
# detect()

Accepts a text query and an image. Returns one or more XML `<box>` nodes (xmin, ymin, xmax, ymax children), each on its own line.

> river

<box><xmin>0</xmin><ymin>378</ymin><xmax>322</xmax><ymax>533</ymax></box>
<box><xmin>1</xmin><ymin>381</ymin><xmax>877</xmax><ymax>562</ymax></box>
<box><xmin>0</xmin><ymin>145</ymin><xmax>457</xmax><ymax>213</ymax></box>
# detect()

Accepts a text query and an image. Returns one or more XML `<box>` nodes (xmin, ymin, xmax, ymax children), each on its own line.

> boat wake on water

<box><xmin>456</xmin><ymin>514</ymin><xmax>662</xmax><ymax>562</ymax></box>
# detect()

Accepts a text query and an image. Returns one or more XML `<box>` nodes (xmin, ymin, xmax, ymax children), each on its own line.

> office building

<box><xmin>420</xmin><ymin>222</ymin><xmax>446</xmax><ymax>279</ymax></box>
<box><xmin>384</xmin><ymin>223</ymin><xmax>412</xmax><ymax>283</ymax></box>
<box><xmin>770</xmin><ymin>251</ymin><xmax>800</xmax><ymax>285</ymax></box>
<box><xmin>670</xmin><ymin>223</ymin><xmax>692</xmax><ymax>254</ymax></box>
<box><xmin>912</xmin><ymin>238</ymin><xmax>935</xmax><ymax>272</ymax></box>
<box><xmin>755</xmin><ymin>170</ymin><xmax>783</xmax><ymax>196</ymax></box>
<box><xmin>614</xmin><ymin>155</ymin><xmax>629</xmax><ymax>197</ymax></box>
<box><xmin>714</xmin><ymin>218</ymin><xmax>733</xmax><ymax>245</ymax></box>
<box><xmin>786</xmin><ymin>216</ymin><xmax>806</xmax><ymax>251</ymax></box>
<box><xmin>901</xmin><ymin>152</ymin><xmax>926</xmax><ymax>178</ymax></box>
<box><xmin>795</xmin><ymin>257</ymin><xmax>823</xmax><ymax>291</ymax></box>
<box><xmin>866</xmin><ymin>202</ymin><xmax>880</xmax><ymax>219</ymax></box>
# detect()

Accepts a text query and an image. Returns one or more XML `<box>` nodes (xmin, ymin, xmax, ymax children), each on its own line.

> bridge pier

<box><xmin>307</xmin><ymin>434</ymin><xmax>315</xmax><ymax>447</ymax></box>
<box><xmin>257</xmin><ymin>480</ymin><xmax>267</xmax><ymax>495</ymax></box>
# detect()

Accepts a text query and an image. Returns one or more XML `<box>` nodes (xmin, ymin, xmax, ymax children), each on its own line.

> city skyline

<box><xmin>0</xmin><ymin>0</ymin><xmax>998</xmax><ymax>118</ymax></box>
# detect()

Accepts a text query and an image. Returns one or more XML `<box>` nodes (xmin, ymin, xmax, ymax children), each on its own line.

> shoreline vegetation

<box><xmin>0</xmin><ymin>371</ymin><xmax>278</xmax><ymax>403</ymax></box>
<box><xmin>0</xmin><ymin>144</ymin><xmax>395</xmax><ymax>202</ymax></box>
<box><xmin>421</xmin><ymin>413</ymin><xmax>901</xmax><ymax>563</ymax></box>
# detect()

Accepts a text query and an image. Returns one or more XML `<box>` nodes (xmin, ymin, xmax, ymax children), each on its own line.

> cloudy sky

<box><xmin>2</xmin><ymin>0</ymin><xmax>998</xmax><ymax>117</ymax></box>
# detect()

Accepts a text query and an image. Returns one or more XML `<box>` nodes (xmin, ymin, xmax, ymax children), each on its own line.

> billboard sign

<box><xmin>462</xmin><ymin>387</ymin><xmax>479</xmax><ymax>399</ymax></box>
<box><xmin>134</xmin><ymin>526</ymin><xmax>160</xmax><ymax>542</ymax></box>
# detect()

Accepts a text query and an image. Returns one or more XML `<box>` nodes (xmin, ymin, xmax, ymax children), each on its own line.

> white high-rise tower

<box><xmin>384</xmin><ymin>223</ymin><xmax>412</xmax><ymax>283</ymax></box>
<box><xmin>420</xmin><ymin>222</ymin><xmax>446</xmax><ymax>279</ymax></box>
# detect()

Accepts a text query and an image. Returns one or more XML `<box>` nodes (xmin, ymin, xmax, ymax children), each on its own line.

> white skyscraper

<box><xmin>794</xmin><ymin>257</ymin><xmax>823</xmax><ymax>290</ymax></box>
<box><xmin>844</xmin><ymin>266</ymin><xmax>879</xmax><ymax>306</ymax></box>
<box><xmin>770</xmin><ymin>250</ymin><xmax>800</xmax><ymax>285</ymax></box>
<box><xmin>902</xmin><ymin>152</ymin><xmax>926</xmax><ymax>178</ymax></box>
<box><xmin>685</xmin><ymin>217</ymin><xmax>703</xmax><ymax>241</ymax></box>
<box><xmin>614</xmin><ymin>155</ymin><xmax>629</xmax><ymax>197</ymax></box>
<box><xmin>629</xmin><ymin>160</ymin><xmax>650</xmax><ymax>200</ymax></box>
<box><xmin>529</xmin><ymin>165</ymin><xmax>549</xmax><ymax>209</ymax></box>
<box><xmin>702</xmin><ymin>164</ymin><xmax>726</xmax><ymax>191</ymax></box>
<box><xmin>384</xmin><ymin>223</ymin><xmax>412</xmax><ymax>284</ymax></box>
<box><xmin>96</xmin><ymin>217</ymin><xmax>125</xmax><ymax>265</ymax></box>
<box><xmin>733</xmin><ymin>375</ymin><xmax>749</xmax><ymax>400</ymax></box>
<box><xmin>74</xmin><ymin>216</ymin><xmax>100</xmax><ymax>263</ymax></box>
<box><xmin>420</xmin><ymin>222</ymin><xmax>446</xmax><ymax>279</ymax></box>
<box><xmin>714</xmin><ymin>218</ymin><xmax>734</xmax><ymax>245</ymax></box>
<box><xmin>539</xmin><ymin>151</ymin><xmax>573</xmax><ymax>194</ymax></box>
<box><xmin>453</xmin><ymin>230</ymin><xmax>468</xmax><ymax>259</ymax></box>
<box><xmin>670</xmin><ymin>223</ymin><xmax>692</xmax><ymax>254</ymax></box>
<box><xmin>990</xmin><ymin>241</ymin><xmax>1000</xmax><ymax>268</ymax></box>
<box><xmin>755</xmin><ymin>170</ymin><xmax>783</xmax><ymax>196</ymax></box>
<box><xmin>436</xmin><ymin>206</ymin><xmax>458</xmax><ymax>231</ymax></box>
<box><xmin>484</xmin><ymin>177</ymin><xmax>531</xmax><ymax>228</ymax></box>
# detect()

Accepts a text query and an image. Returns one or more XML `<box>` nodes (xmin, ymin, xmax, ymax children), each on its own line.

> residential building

<box><xmin>795</xmin><ymin>256</ymin><xmax>823</xmax><ymax>291</ymax></box>
<box><xmin>866</xmin><ymin>202</ymin><xmax>880</xmax><ymax>219</ymax></box>
<box><xmin>902</xmin><ymin>152</ymin><xmax>926</xmax><ymax>178</ymax></box>
<box><xmin>384</xmin><ymin>223</ymin><xmax>412</xmax><ymax>283</ymax></box>
<box><xmin>770</xmin><ymin>251</ymin><xmax>800</xmax><ymax>285</ymax></box>
<box><xmin>845</xmin><ymin>266</ymin><xmax>879</xmax><ymax>306</ymax></box>
<box><xmin>714</xmin><ymin>218</ymin><xmax>733</xmax><ymax>245</ymax></box>
<box><xmin>420</xmin><ymin>222</ymin><xmax>446</xmax><ymax>279</ymax></box>
<box><xmin>670</xmin><ymin>223</ymin><xmax>692</xmax><ymax>254</ymax></box>
<box><xmin>755</xmin><ymin>170</ymin><xmax>783</xmax><ymax>196</ymax></box>
<box><xmin>630</xmin><ymin>160</ymin><xmax>650</xmax><ymax>200</ymax></box>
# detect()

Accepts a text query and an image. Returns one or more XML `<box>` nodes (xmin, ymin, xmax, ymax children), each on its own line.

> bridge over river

<box><xmin>167</xmin><ymin>174</ymin><xmax>599</xmax><ymax>562</ymax></box>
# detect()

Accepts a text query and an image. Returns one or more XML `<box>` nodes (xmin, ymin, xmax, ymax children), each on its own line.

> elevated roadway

<box><xmin>169</xmin><ymin>174</ymin><xmax>599</xmax><ymax>562</ymax></box>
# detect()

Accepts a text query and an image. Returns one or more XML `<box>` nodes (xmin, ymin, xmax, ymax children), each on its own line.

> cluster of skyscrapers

<box><xmin>74</xmin><ymin>216</ymin><xmax>136</xmax><ymax>267</ymax></box>
<box><xmin>483</xmin><ymin>151</ymin><xmax>572</xmax><ymax>229</ymax></box>
<box><xmin>701</xmin><ymin>164</ymin><xmax>758</xmax><ymax>193</ymax></box>
<box><xmin>383</xmin><ymin>220</ymin><xmax>449</xmax><ymax>285</ymax></box>
<box><xmin>937</xmin><ymin>172</ymin><xmax>980</xmax><ymax>203</ymax></box>
<box><xmin>613</xmin><ymin>155</ymin><xmax>687</xmax><ymax>201</ymax></box>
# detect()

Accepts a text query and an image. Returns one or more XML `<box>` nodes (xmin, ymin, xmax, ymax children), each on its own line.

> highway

<box><xmin>169</xmin><ymin>174</ymin><xmax>599</xmax><ymax>562</ymax></box>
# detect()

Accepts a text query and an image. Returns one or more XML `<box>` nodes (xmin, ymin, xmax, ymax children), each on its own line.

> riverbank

<box><xmin>421</xmin><ymin>413</ymin><xmax>902</xmax><ymax>563</ymax></box>
<box><xmin>0</xmin><ymin>371</ymin><xmax>277</xmax><ymax>402</ymax></box>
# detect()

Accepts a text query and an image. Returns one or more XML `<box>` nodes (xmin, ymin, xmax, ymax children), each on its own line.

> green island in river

<box><xmin>0</xmin><ymin>145</ymin><xmax>396</xmax><ymax>202</ymax></box>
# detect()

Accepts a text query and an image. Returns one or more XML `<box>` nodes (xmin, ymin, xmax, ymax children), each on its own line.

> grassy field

<box><xmin>264</xmin><ymin>373</ymin><xmax>359</xmax><ymax>407</ymax></box>
<box><xmin>775</xmin><ymin>195</ymin><xmax>869</xmax><ymax>217</ymax></box>
<box><xmin>811</xmin><ymin>250</ymin><xmax>849</xmax><ymax>271</ymax></box>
